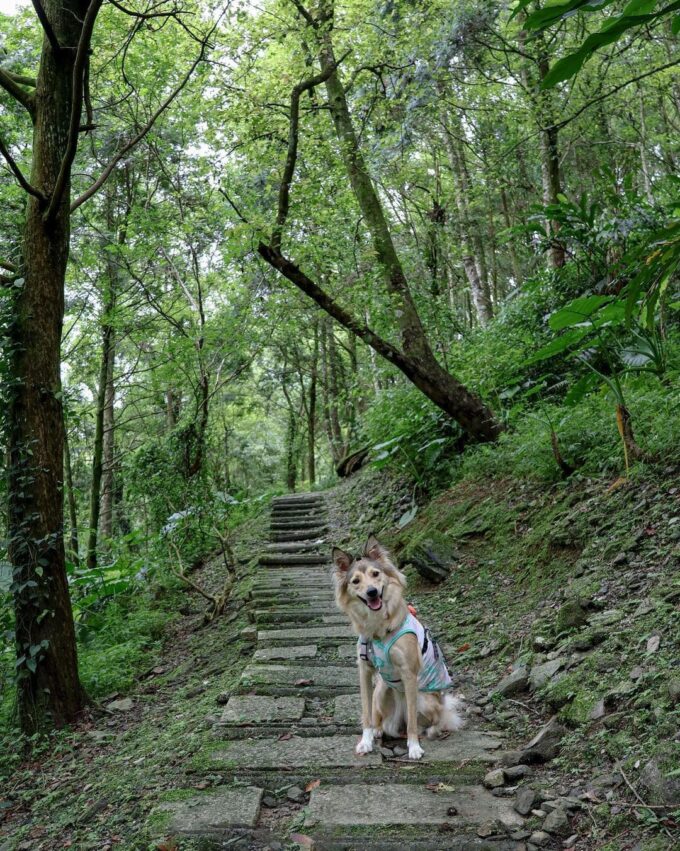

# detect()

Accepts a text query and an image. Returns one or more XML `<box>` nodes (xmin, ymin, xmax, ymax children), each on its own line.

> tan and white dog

<box><xmin>332</xmin><ymin>535</ymin><xmax>464</xmax><ymax>760</ymax></box>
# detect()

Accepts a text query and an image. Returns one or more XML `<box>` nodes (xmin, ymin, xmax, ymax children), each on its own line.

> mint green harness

<box><xmin>358</xmin><ymin>612</ymin><xmax>453</xmax><ymax>693</ymax></box>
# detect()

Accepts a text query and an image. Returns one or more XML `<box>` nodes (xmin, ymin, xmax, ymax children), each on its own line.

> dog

<box><xmin>332</xmin><ymin>534</ymin><xmax>464</xmax><ymax>760</ymax></box>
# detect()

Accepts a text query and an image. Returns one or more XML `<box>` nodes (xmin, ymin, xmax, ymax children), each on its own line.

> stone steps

<box><xmin>270</xmin><ymin>519</ymin><xmax>327</xmax><ymax>530</ymax></box>
<box><xmin>151</xmin><ymin>491</ymin><xmax>531</xmax><ymax>850</ymax></box>
<box><xmin>258</xmin><ymin>553</ymin><xmax>329</xmax><ymax>566</ymax></box>
<box><xmin>271</xmin><ymin>528</ymin><xmax>328</xmax><ymax>542</ymax></box>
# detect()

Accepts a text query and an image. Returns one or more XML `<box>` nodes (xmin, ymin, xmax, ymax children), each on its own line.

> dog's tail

<box><xmin>441</xmin><ymin>693</ymin><xmax>466</xmax><ymax>732</ymax></box>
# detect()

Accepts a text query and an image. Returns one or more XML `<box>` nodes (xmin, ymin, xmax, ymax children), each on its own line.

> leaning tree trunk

<box><xmin>9</xmin><ymin>0</ymin><xmax>90</xmax><ymax>734</ymax></box>
<box><xmin>314</xmin><ymin>16</ymin><xmax>499</xmax><ymax>437</ymax></box>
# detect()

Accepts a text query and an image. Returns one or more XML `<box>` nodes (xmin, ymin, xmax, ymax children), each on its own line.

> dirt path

<box><xmin>150</xmin><ymin>492</ymin><xmax>559</xmax><ymax>849</ymax></box>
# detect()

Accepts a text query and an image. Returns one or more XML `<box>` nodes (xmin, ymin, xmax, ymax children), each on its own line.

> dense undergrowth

<box><xmin>0</xmin><ymin>492</ymin><xmax>272</xmax><ymax>736</ymax></box>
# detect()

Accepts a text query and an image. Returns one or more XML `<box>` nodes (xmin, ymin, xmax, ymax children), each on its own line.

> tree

<box><xmin>256</xmin><ymin>0</ymin><xmax>503</xmax><ymax>443</ymax></box>
<box><xmin>0</xmin><ymin>0</ymin><xmax>207</xmax><ymax>733</ymax></box>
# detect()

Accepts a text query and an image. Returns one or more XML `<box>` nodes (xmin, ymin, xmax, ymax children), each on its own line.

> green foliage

<box><xmin>363</xmin><ymin>386</ymin><xmax>463</xmax><ymax>490</ymax></box>
<box><xmin>513</xmin><ymin>0</ymin><xmax>680</xmax><ymax>87</ymax></box>
<box><xmin>77</xmin><ymin>598</ymin><xmax>171</xmax><ymax>697</ymax></box>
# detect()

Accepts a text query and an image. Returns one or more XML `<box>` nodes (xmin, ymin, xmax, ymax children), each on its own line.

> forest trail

<box><xmin>154</xmin><ymin>494</ymin><xmax>533</xmax><ymax>850</ymax></box>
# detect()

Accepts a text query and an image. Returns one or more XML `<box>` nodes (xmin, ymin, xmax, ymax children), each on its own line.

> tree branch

<box><xmin>0</xmin><ymin>137</ymin><xmax>47</xmax><ymax>201</ymax></box>
<box><xmin>70</xmin><ymin>40</ymin><xmax>207</xmax><ymax>213</ymax></box>
<box><xmin>2</xmin><ymin>70</ymin><xmax>36</xmax><ymax>88</ymax></box>
<box><xmin>289</xmin><ymin>0</ymin><xmax>317</xmax><ymax>28</ymax></box>
<box><xmin>0</xmin><ymin>68</ymin><xmax>35</xmax><ymax>115</ymax></box>
<box><xmin>0</xmin><ymin>258</ymin><xmax>18</xmax><ymax>273</ymax></box>
<box><xmin>44</xmin><ymin>0</ymin><xmax>103</xmax><ymax>223</ymax></box>
<box><xmin>550</xmin><ymin>59</ymin><xmax>680</xmax><ymax>131</ymax></box>
<box><xmin>31</xmin><ymin>0</ymin><xmax>62</xmax><ymax>55</ymax></box>
<box><xmin>218</xmin><ymin>187</ymin><xmax>250</xmax><ymax>224</ymax></box>
<box><xmin>257</xmin><ymin>242</ymin><xmax>413</xmax><ymax>377</ymax></box>
<box><xmin>272</xmin><ymin>58</ymin><xmax>345</xmax><ymax>250</ymax></box>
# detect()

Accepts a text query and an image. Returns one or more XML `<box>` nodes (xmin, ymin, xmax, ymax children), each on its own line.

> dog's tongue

<box><xmin>368</xmin><ymin>597</ymin><xmax>382</xmax><ymax>610</ymax></box>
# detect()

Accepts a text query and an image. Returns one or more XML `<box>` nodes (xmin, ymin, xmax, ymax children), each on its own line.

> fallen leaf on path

<box><xmin>294</xmin><ymin>679</ymin><xmax>314</xmax><ymax>686</ymax></box>
<box><xmin>457</xmin><ymin>643</ymin><xmax>470</xmax><ymax>652</ymax></box>
<box><xmin>193</xmin><ymin>781</ymin><xmax>210</xmax><ymax>789</ymax></box>
<box><xmin>305</xmin><ymin>779</ymin><xmax>321</xmax><ymax>792</ymax></box>
<box><xmin>156</xmin><ymin>841</ymin><xmax>178</xmax><ymax>851</ymax></box>
<box><xmin>426</xmin><ymin>782</ymin><xmax>455</xmax><ymax>793</ymax></box>
<box><xmin>278</xmin><ymin>732</ymin><xmax>293</xmax><ymax>741</ymax></box>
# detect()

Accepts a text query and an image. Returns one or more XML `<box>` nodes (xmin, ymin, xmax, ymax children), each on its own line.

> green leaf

<box><xmin>565</xmin><ymin>372</ymin><xmax>599</xmax><ymax>405</ymax></box>
<box><xmin>672</xmin><ymin>12</ymin><xmax>680</xmax><ymax>31</ymax></box>
<box><xmin>527</xmin><ymin>326</ymin><xmax>592</xmax><ymax>363</ymax></box>
<box><xmin>548</xmin><ymin>295</ymin><xmax>611</xmax><ymax>330</ymax></box>
<box><xmin>622</xmin><ymin>0</ymin><xmax>658</xmax><ymax>13</ymax></box>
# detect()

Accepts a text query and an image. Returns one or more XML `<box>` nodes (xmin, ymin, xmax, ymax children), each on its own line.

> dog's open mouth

<box><xmin>361</xmin><ymin>592</ymin><xmax>383</xmax><ymax>611</ymax></box>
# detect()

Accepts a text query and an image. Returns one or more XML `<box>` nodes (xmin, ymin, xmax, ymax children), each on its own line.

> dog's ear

<box><xmin>332</xmin><ymin>547</ymin><xmax>353</xmax><ymax>574</ymax></box>
<box><xmin>364</xmin><ymin>534</ymin><xmax>387</xmax><ymax>562</ymax></box>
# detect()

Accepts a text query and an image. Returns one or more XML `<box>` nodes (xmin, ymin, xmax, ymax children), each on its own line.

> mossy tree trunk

<box><xmin>8</xmin><ymin>0</ymin><xmax>97</xmax><ymax>734</ymax></box>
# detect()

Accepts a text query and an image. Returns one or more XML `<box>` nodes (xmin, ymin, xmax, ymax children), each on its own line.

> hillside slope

<box><xmin>330</xmin><ymin>464</ymin><xmax>680</xmax><ymax>850</ymax></box>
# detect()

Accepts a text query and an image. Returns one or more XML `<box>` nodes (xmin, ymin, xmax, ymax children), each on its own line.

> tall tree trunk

<box><xmin>637</xmin><ymin>87</ymin><xmax>655</xmax><ymax>205</ymax></box>
<box><xmin>9</xmin><ymin>0</ymin><xmax>90</xmax><ymax>734</ymax></box>
<box><xmin>166</xmin><ymin>387</ymin><xmax>181</xmax><ymax>428</ymax></box>
<box><xmin>63</xmin><ymin>420</ymin><xmax>79</xmax><ymax>567</ymax></box>
<box><xmin>87</xmin><ymin>304</ymin><xmax>115</xmax><ymax>570</ymax></box>
<box><xmin>441</xmin><ymin>121</ymin><xmax>493</xmax><ymax>325</ymax></box>
<box><xmin>223</xmin><ymin>423</ymin><xmax>232</xmax><ymax>492</ymax></box>
<box><xmin>284</xmin><ymin>399</ymin><xmax>297</xmax><ymax>492</ymax></box>
<box><xmin>500</xmin><ymin>187</ymin><xmax>523</xmax><ymax>287</ymax></box>
<box><xmin>307</xmin><ymin>324</ymin><xmax>318</xmax><ymax>485</ymax></box>
<box><xmin>320</xmin><ymin>319</ymin><xmax>344</xmax><ymax>465</ymax></box>
<box><xmin>100</xmin><ymin>324</ymin><xmax>115</xmax><ymax>542</ymax></box>
<box><xmin>536</xmin><ymin>54</ymin><xmax>566</xmax><ymax>269</ymax></box>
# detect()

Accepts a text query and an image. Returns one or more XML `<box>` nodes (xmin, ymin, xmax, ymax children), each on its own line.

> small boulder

<box><xmin>520</xmin><ymin>716</ymin><xmax>566</xmax><ymax>763</ymax></box>
<box><xmin>483</xmin><ymin>768</ymin><xmax>506</xmax><ymax>789</ymax></box>
<box><xmin>556</xmin><ymin>600</ymin><xmax>588</xmax><ymax>632</ymax></box>
<box><xmin>107</xmin><ymin>697</ymin><xmax>134</xmax><ymax>712</ymax></box>
<box><xmin>514</xmin><ymin>788</ymin><xmax>537</xmax><ymax>816</ymax></box>
<box><xmin>489</xmin><ymin>666</ymin><xmax>529</xmax><ymax>699</ymax></box>
<box><xmin>500</xmin><ymin>750</ymin><xmax>524</xmax><ymax>767</ymax></box>
<box><xmin>286</xmin><ymin>786</ymin><xmax>307</xmax><ymax>804</ymax></box>
<box><xmin>640</xmin><ymin>758</ymin><xmax>680</xmax><ymax>806</ymax></box>
<box><xmin>530</xmin><ymin>658</ymin><xmax>564</xmax><ymax>690</ymax></box>
<box><xmin>667</xmin><ymin>678</ymin><xmax>680</xmax><ymax>705</ymax></box>
<box><xmin>589</xmin><ymin>699</ymin><xmax>606</xmax><ymax>720</ymax></box>
<box><xmin>543</xmin><ymin>807</ymin><xmax>570</xmax><ymax>835</ymax></box>
<box><xmin>529</xmin><ymin>830</ymin><xmax>550</xmax><ymax>846</ymax></box>
<box><xmin>503</xmin><ymin>764</ymin><xmax>530</xmax><ymax>782</ymax></box>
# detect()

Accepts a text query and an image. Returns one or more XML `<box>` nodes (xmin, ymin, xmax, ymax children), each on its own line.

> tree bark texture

<box><xmin>9</xmin><ymin>0</ymin><xmax>92</xmax><ymax>733</ymax></box>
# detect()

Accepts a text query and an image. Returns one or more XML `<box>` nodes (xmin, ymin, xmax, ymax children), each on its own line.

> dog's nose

<box><xmin>366</xmin><ymin>586</ymin><xmax>379</xmax><ymax>598</ymax></box>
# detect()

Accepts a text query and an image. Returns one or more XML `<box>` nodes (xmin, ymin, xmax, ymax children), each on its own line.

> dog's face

<box><xmin>332</xmin><ymin>535</ymin><xmax>406</xmax><ymax>627</ymax></box>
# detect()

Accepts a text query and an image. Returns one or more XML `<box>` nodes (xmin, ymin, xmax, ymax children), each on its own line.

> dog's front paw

<box><xmin>407</xmin><ymin>739</ymin><xmax>424</xmax><ymax>760</ymax></box>
<box><xmin>356</xmin><ymin>729</ymin><xmax>374</xmax><ymax>755</ymax></box>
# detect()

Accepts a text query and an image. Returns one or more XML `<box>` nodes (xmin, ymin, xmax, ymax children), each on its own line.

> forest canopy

<box><xmin>0</xmin><ymin>0</ymin><xmax>678</xmax><ymax>734</ymax></box>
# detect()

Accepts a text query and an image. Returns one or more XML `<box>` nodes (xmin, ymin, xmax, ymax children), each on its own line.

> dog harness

<box><xmin>358</xmin><ymin>612</ymin><xmax>453</xmax><ymax>693</ymax></box>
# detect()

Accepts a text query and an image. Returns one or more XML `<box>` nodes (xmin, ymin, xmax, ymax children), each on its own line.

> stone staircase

<box><xmin>153</xmin><ymin>493</ymin><xmax>530</xmax><ymax>850</ymax></box>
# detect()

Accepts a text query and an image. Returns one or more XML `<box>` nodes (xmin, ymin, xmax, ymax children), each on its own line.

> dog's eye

<box><xmin>351</xmin><ymin>578</ymin><xmax>360</xmax><ymax>585</ymax></box>
<box><xmin>371</xmin><ymin>571</ymin><xmax>379</xmax><ymax>578</ymax></box>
